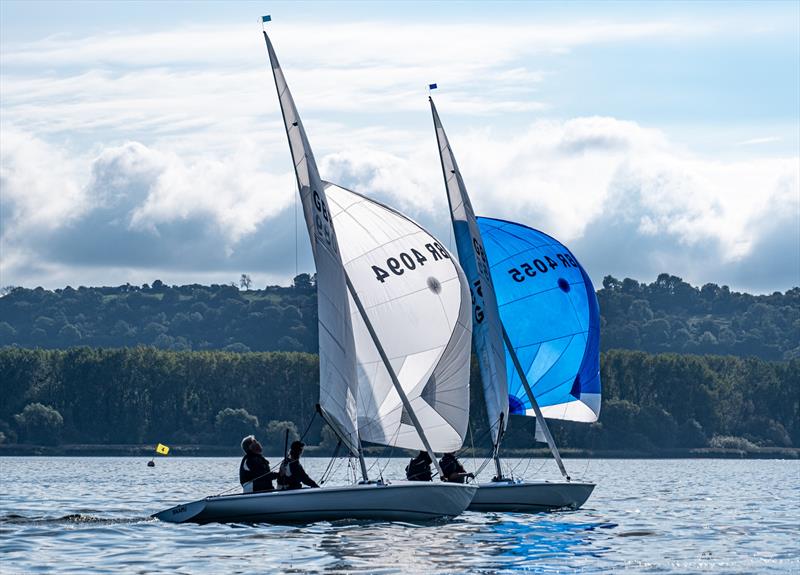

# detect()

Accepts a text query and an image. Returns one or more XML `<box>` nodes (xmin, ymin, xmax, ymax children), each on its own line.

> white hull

<box><xmin>153</xmin><ymin>481</ymin><xmax>476</xmax><ymax>524</ymax></box>
<box><xmin>468</xmin><ymin>480</ymin><xmax>595</xmax><ymax>513</ymax></box>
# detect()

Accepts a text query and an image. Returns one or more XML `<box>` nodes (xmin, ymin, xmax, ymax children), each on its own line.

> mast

<box><xmin>430</xmin><ymin>94</ymin><xmax>509</xmax><ymax>470</ymax></box>
<box><xmin>492</xmin><ymin>412</ymin><xmax>505</xmax><ymax>480</ymax></box>
<box><xmin>262</xmin><ymin>22</ymin><xmax>362</xmax><ymax>463</ymax></box>
<box><xmin>501</xmin><ymin>325</ymin><xmax>570</xmax><ymax>480</ymax></box>
<box><xmin>344</xmin><ymin>275</ymin><xmax>445</xmax><ymax>479</ymax></box>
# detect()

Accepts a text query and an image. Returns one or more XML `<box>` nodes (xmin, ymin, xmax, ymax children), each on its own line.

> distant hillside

<box><xmin>598</xmin><ymin>274</ymin><xmax>799</xmax><ymax>360</ymax></box>
<box><xmin>0</xmin><ymin>347</ymin><xmax>796</xmax><ymax>450</ymax></box>
<box><xmin>1</xmin><ymin>273</ymin><xmax>797</xmax><ymax>360</ymax></box>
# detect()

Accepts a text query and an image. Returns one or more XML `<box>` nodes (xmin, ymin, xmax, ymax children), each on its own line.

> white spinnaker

<box><xmin>325</xmin><ymin>182</ymin><xmax>473</xmax><ymax>453</ymax></box>
<box><xmin>430</xmin><ymin>97</ymin><xmax>509</xmax><ymax>446</ymax></box>
<box><xmin>264</xmin><ymin>32</ymin><xmax>359</xmax><ymax>455</ymax></box>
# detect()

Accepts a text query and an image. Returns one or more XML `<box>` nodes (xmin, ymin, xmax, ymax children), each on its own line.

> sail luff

<box><xmin>429</xmin><ymin>97</ymin><xmax>509</xmax><ymax>446</ymax></box>
<box><xmin>262</xmin><ymin>31</ymin><xmax>360</xmax><ymax>458</ymax></box>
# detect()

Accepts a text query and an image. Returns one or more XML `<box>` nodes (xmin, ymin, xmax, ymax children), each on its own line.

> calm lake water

<box><xmin>1</xmin><ymin>456</ymin><xmax>798</xmax><ymax>574</ymax></box>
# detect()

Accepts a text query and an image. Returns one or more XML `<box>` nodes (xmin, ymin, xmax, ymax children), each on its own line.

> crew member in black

<box><xmin>277</xmin><ymin>440</ymin><xmax>319</xmax><ymax>490</ymax></box>
<box><xmin>405</xmin><ymin>450</ymin><xmax>433</xmax><ymax>481</ymax></box>
<box><xmin>239</xmin><ymin>435</ymin><xmax>278</xmax><ymax>493</ymax></box>
<box><xmin>439</xmin><ymin>452</ymin><xmax>474</xmax><ymax>483</ymax></box>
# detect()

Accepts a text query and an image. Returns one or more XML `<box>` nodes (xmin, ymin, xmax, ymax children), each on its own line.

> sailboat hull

<box><xmin>468</xmin><ymin>480</ymin><xmax>595</xmax><ymax>513</ymax></box>
<box><xmin>153</xmin><ymin>481</ymin><xmax>476</xmax><ymax>524</ymax></box>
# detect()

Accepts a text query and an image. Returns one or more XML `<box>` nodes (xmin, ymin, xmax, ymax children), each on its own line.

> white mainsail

<box><xmin>325</xmin><ymin>183</ymin><xmax>473</xmax><ymax>453</ymax></box>
<box><xmin>264</xmin><ymin>31</ymin><xmax>472</xmax><ymax>457</ymax></box>
<box><xmin>430</xmin><ymin>97</ymin><xmax>509</xmax><ymax>446</ymax></box>
<box><xmin>263</xmin><ymin>32</ymin><xmax>360</xmax><ymax>455</ymax></box>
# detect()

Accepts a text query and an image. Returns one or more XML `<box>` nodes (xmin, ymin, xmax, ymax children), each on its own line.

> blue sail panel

<box><xmin>477</xmin><ymin>216</ymin><xmax>601</xmax><ymax>422</ymax></box>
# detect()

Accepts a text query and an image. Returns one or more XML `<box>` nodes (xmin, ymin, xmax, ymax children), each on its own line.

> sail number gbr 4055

<box><xmin>507</xmin><ymin>252</ymin><xmax>579</xmax><ymax>283</ymax></box>
<box><xmin>371</xmin><ymin>242</ymin><xmax>451</xmax><ymax>283</ymax></box>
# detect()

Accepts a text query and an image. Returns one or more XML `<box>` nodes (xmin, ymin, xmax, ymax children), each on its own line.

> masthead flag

<box><xmin>156</xmin><ymin>443</ymin><xmax>170</xmax><ymax>455</ymax></box>
<box><xmin>429</xmin><ymin>83</ymin><xmax>438</xmax><ymax>90</ymax></box>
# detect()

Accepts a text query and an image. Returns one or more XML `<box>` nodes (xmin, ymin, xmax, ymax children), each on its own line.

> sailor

<box><xmin>277</xmin><ymin>440</ymin><xmax>319</xmax><ymax>490</ymax></box>
<box><xmin>239</xmin><ymin>435</ymin><xmax>279</xmax><ymax>493</ymax></box>
<box><xmin>405</xmin><ymin>450</ymin><xmax>433</xmax><ymax>481</ymax></box>
<box><xmin>439</xmin><ymin>452</ymin><xmax>474</xmax><ymax>483</ymax></box>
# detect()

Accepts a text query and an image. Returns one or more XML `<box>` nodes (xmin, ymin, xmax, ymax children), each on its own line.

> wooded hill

<box><xmin>1</xmin><ymin>273</ymin><xmax>798</xmax><ymax>360</ymax></box>
<box><xmin>1</xmin><ymin>347</ymin><xmax>797</xmax><ymax>451</ymax></box>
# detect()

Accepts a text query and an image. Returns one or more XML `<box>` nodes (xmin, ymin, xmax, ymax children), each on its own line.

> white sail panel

<box><xmin>263</xmin><ymin>32</ymin><xmax>360</xmax><ymax>454</ymax></box>
<box><xmin>430</xmin><ymin>98</ymin><xmax>509</xmax><ymax>445</ymax></box>
<box><xmin>325</xmin><ymin>182</ymin><xmax>472</xmax><ymax>453</ymax></box>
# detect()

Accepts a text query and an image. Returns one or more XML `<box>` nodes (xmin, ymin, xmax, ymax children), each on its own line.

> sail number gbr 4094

<box><xmin>507</xmin><ymin>252</ymin><xmax>579</xmax><ymax>283</ymax></box>
<box><xmin>371</xmin><ymin>242</ymin><xmax>451</xmax><ymax>283</ymax></box>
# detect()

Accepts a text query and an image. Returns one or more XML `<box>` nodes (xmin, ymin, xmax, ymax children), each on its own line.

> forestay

<box><xmin>263</xmin><ymin>32</ymin><xmax>360</xmax><ymax>454</ymax></box>
<box><xmin>324</xmin><ymin>182</ymin><xmax>473</xmax><ymax>453</ymax></box>
<box><xmin>476</xmin><ymin>217</ymin><xmax>601</xmax><ymax>422</ymax></box>
<box><xmin>430</xmin><ymin>98</ymin><xmax>509</xmax><ymax>445</ymax></box>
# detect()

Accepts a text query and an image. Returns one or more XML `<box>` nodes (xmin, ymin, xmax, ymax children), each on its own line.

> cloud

<box><xmin>1</xmin><ymin>16</ymin><xmax>796</xmax><ymax>293</ymax></box>
<box><xmin>320</xmin><ymin>117</ymin><xmax>800</xmax><ymax>292</ymax></box>
<box><xmin>0</xmin><ymin>129</ymin><xmax>88</xmax><ymax>237</ymax></box>
<box><xmin>737</xmin><ymin>137</ymin><xmax>781</xmax><ymax>146</ymax></box>
<box><xmin>1</xmin><ymin>133</ymin><xmax>302</xmax><ymax>287</ymax></box>
<box><xmin>2</xmin><ymin>115</ymin><xmax>797</xmax><ymax>293</ymax></box>
<box><xmin>0</xmin><ymin>18</ymin><xmax>713</xmax><ymax>144</ymax></box>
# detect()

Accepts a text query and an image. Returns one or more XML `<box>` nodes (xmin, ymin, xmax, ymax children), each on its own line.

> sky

<box><xmin>1</xmin><ymin>1</ymin><xmax>798</xmax><ymax>293</ymax></box>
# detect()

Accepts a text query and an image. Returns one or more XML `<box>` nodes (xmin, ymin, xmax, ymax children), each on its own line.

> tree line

<box><xmin>1</xmin><ymin>347</ymin><xmax>796</xmax><ymax>451</ymax></box>
<box><xmin>1</xmin><ymin>273</ymin><xmax>798</xmax><ymax>360</ymax></box>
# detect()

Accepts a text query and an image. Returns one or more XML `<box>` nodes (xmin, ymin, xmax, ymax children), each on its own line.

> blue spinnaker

<box><xmin>476</xmin><ymin>217</ymin><xmax>601</xmax><ymax>422</ymax></box>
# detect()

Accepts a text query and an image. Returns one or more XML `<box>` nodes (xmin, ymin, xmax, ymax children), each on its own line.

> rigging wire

<box><xmin>298</xmin><ymin>410</ymin><xmax>318</xmax><ymax>442</ymax></box>
<box><xmin>376</xmin><ymin>423</ymin><xmax>403</xmax><ymax>480</ymax></box>
<box><xmin>319</xmin><ymin>440</ymin><xmax>342</xmax><ymax>485</ymax></box>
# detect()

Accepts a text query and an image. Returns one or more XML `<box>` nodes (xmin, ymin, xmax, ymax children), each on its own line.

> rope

<box><xmin>375</xmin><ymin>423</ymin><xmax>402</xmax><ymax>480</ymax></box>
<box><xmin>467</xmin><ymin>422</ymin><xmax>477</xmax><ymax>478</ymax></box>
<box><xmin>319</xmin><ymin>440</ymin><xmax>342</xmax><ymax>485</ymax></box>
<box><xmin>298</xmin><ymin>410</ymin><xmax>317</xmax><ymax>442</ymax></box>
<box><xmin>473</xmin><ymin>454</ymin><xmax>495</xmax><ymax>478</ymax></box>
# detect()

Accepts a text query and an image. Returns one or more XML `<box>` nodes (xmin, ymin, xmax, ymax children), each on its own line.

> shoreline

<box><xmin>1</xmin><ymin>444</ymin><xmax>797</xmax><ymax>459</ymax></box>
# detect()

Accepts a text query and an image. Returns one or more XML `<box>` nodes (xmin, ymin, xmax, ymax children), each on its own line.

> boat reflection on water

<box><xmin>311</xmin><ymin>513</ymin><xmax>618</xmax><ymax>572</ymax></box>
<box><xmin>478</xmin><ymin>515</ymin><xmax>618</xmax><ymax>565</ymax></box>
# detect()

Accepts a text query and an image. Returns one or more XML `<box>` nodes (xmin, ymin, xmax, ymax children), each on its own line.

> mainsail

<box><xmin>263</xmin><ymin>32</ymin><xmax>360</xmax><ymax>454</ymax></box>
<box><xmin>476</xmin><ymin>217</ymin><xmax>601</xmax><ymax>423</ymax></box>
<box><xmin>429</xmin><ymin>98</ymin><xmax>509</xmax><ymax>446</ymax></box>
<box><xmin>325</xmin><ymin>183</ymin><xmax>473</xmax><ymax>453</ymax></box>
<box><xmin>264</xmin><ymin>30</ymin><xmax>472</xmax><ymax>458</ymax></box>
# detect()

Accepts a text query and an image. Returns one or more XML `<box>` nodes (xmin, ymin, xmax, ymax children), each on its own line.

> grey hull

<box><xmin>468</xmin><ymin>480</ymin><xmax>595</xmax><ymax>513</ymax></box>
<box><xmin>153</xmin><ymin>481</ymin><xmax>476</xmax><ymax>524</ymax></box>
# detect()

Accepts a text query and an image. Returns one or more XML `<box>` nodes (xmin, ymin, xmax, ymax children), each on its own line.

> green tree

<box><xmin>215</xmin><ymin>408</ymin><xmax>259</xmax><ymax>445</ymax></box>
<box><xmin>292</xmin><ymin>273</ymin><xmax>313</xmax><ymax>290</ymax></box>
<box><xmin>14</xmin><ymin>403</ymin><xmax>64</xmax><ymax>445</ymax></box>
<box><xmin>263</xmin><ymin>420</ymin><xmax>300</xmax><ymax>453</ymax></box>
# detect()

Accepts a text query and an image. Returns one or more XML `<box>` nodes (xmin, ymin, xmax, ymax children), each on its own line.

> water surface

<box><xmin>1</xmin><ymin>457</ymin><xmax>797</xmax><ymax>573</ymax></box>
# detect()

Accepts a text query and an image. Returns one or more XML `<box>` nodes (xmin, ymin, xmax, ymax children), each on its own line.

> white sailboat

<box><xmin>429</xmin><ymin>96</ymin><xmax>599</xmax><ymax>512</ymax></box>
<box><xmin>153</xmin><ymin>24</ymin><xmax>475</xmax><ymax>524</ymax></box>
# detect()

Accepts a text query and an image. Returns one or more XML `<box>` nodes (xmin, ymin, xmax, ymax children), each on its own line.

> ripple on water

<box><xmin>1</xmin><ymin>457</ymin><xmax>799</xmax><ymax>574</ymax></box>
